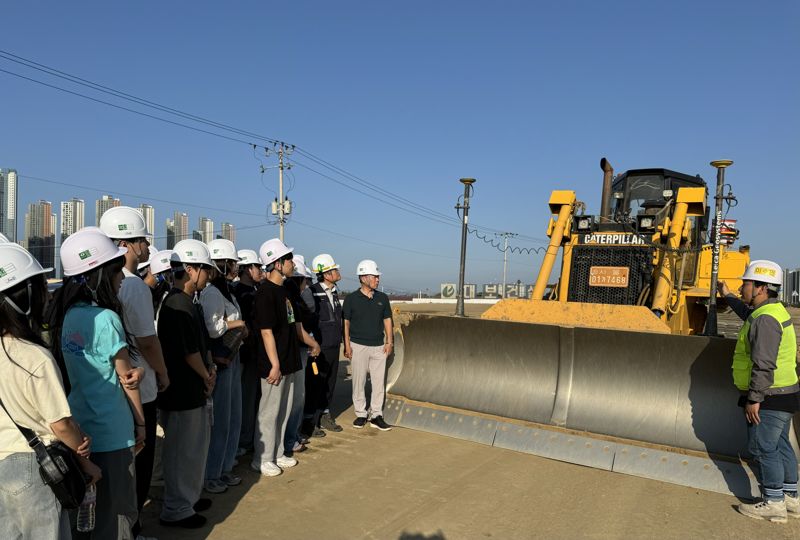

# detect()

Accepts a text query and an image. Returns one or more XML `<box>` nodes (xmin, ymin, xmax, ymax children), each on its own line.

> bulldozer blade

<box><xmin>386</xmin><ymin>315</ymin><xmax>799</xmax><ymax>498</ymax></box>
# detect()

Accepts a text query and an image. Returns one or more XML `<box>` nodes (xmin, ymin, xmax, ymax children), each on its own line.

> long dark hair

<box><xmin>47</xmin><ymin>255</ymin><xmax>135</xmax><ymax>375</ymax></box>
<box><xmin>0</xmin><ymin>274</ymin><xmax>51</xmax><ymax>378</ymax></box>
<box><xmin>211</xmin><ymin>261</ymin><xmax>235</xmax><ymax>302</ymax></box>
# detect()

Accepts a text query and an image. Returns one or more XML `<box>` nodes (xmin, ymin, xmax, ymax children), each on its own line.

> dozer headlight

<box><xmin>576</xmin><ymin>215</ymin><xmax>595</xmax><ymax>232</ymax></box>
<box><xmin>637</xmin><ymin>215</ymin><xmax>656</xmax><ymax>231</ymax></box>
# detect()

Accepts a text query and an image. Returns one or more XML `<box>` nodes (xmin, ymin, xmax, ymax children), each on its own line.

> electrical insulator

<box><xmin>270</xmin><ymin>199</ymin><xmax>278</xmax><ymax>215</ymax></box>
<box><xmin>283</xmin><ymin>199</ymin><xmax>292</xmax><ymax>215</ymax></box>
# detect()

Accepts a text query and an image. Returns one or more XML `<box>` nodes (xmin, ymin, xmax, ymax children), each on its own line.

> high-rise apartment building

<box><xmin>221</xmin><ymin>222</ymin><xmax>235</xmax><ymax>243</ymax></box>
<box><xmin>199</xmin><ymin>217</ymin><xmax>214</xmax><ymax>243</ymax></box>
<box><xmin>166</xmin><ymin>212</ymin><xmax>189</xmax><ymax>249</ymax></box>
<box><xmin>24</xmin><ymin>200</ymin><xmax>56</xmax><ymax>272</ymax></box>
<box><xmin>95</xmin><ymin>195</ymin><xmax>121</xmax><ymax>226</ymax></box>
<box><xmin>138</xmin><ymin>204</ymin><xmax>155</xmax><ymax>244</ymax></box>
<box><xmin>0</xmin><ymin>168</ymin><xmax>18</xmax><ymax>242</ymax></box>
<box><xmin>60</xmin><ymin>198</ymin><xmax>85</xmax><ymax>241</ymax></box>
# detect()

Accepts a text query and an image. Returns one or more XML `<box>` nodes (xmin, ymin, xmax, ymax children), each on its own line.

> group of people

<box><xmin>0</xmin><ymin>206</ymin><xmax>394</xmax><ymax>539</ymax></box>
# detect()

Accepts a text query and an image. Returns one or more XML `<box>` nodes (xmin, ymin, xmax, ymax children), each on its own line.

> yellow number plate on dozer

<box><xmin>589</xmin><ymin>266</ymin><xmax>629</xmax><ymax>287</ymax></box>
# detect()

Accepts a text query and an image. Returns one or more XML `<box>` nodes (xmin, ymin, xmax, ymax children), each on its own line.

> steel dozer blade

<box><xmin>384</xmin><ymin>315</ymin><xmax>800</xmax><ymax>498</ymax></box>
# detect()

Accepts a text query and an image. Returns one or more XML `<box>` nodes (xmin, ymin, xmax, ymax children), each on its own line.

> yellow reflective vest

<box><xmin>732</xmin><ymin>301</ymin><xmax>798</xmax><ymax>392</ymax></box>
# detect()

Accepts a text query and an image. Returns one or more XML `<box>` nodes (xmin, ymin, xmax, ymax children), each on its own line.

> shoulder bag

<box><xmin>0</xmin><ymin>397</ymin><xmax>86</xmax><ymax>509</ymax></box>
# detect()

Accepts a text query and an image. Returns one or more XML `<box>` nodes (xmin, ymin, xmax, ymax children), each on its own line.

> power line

<box><xmin>0</xmin><ymin>50</ymin><xmax>545</xmax><ymax>243</ymax></box>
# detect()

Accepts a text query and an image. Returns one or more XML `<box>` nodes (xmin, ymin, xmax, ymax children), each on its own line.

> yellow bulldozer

<box><xmin>384</xmin><ymin>159</ymin><xmax>793</xmax><ymax>498</ymax></box>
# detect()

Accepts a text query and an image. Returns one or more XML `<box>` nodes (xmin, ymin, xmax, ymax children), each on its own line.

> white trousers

<box><xmin>351</xmin><ymin>342</ymin><xmax>387</xmax><ymax>418</ymax></box>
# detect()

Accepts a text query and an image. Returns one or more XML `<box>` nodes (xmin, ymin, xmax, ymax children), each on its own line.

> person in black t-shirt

<box><xmin>232</xmin><ymin>249</ymin><xmax>264</xmax><ymax>454</ymax></box>
<box><xmin>250</xmin><ymin>239</ymin><xmax>319</xmax><ymax>477</ymax></box>
<box><xmin>156</xmin><ymin>240</ymin><xmax>217</xmax><ymax>529</ymax></box>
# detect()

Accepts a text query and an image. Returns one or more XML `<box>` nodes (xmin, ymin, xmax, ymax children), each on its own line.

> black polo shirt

<box><xmin>253</xmin><ymin>280</ymin><xmax>302</xmax><ymax>377</ymax></box>
<box><xmin>342</xmin><ymin>289</ymin><xmax>392</xmax><ymax>346</ymax></box>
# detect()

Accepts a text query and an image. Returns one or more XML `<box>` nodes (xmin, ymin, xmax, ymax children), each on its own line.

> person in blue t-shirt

<box><xmin>49</xmin><ymin>227</ymin><xmax>145</xmax><ymax>540</ymax></box>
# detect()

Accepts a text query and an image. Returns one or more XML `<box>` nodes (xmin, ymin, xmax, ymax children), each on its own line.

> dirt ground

<box><xmin>139</xmin><ymin>302</ymin><xmax>800</xmax><ymax>539</ymax></box>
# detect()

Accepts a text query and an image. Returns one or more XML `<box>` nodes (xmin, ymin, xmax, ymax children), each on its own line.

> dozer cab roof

<box><xmin>611</xmin><ymin>168</ymin><xmax>707</xmax><ymax>221</ymax></box>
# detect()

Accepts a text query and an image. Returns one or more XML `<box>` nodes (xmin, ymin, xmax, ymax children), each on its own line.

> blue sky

<box><xmin>2</xmin><ymin>1</ymin><xmax>798</xmax><ymax>293</ymax></box>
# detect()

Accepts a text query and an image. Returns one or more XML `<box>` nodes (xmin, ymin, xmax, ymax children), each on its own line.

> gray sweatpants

<box><xmin>252</xmin><ymin>374</ymin><xmax>294</xmax><ymax>467</ymax></box>
<box><xmin>159</xmin><ymin>406</ymin><xmax>210</xmax><ymax>522</ymax></box>
<box><xmin>351</xmin><ymin>342</ymin><xmax>387</xmax><ymax>418</ymax></box>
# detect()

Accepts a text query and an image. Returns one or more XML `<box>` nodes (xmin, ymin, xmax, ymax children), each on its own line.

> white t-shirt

<box><xmin>0</xmin><ymin>338</ymin><xmax>72</xmax><ymax>459</ymax></box>
<box><xmin>199</xmin><ymin>284</ymin><xmax>241</xmax><ymax>339</ymax></box>
<box><xmin>119</xmin><ymin>268</ymin><xmax>158</xmax><ymax>404</ymax></box>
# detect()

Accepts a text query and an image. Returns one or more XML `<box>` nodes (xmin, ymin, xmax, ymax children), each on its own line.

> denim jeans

<box><xmin>205</xmin><ymin>353</ymin><xmax>243</xmax><ymax>482</ymax></box>
<box><xmin>0</xmin><ymin>452</ymin><xmax>70</xmax><ymax>539</ymax></box>
<box><xmin>747</xmin><ymin>409</ymin><xmax>799</xmax><ymax>501</ymax></box>
<box><xmin>285</xmin><ymin>349</ymin><xmax>308</xmax><ymax>452</ymax></box>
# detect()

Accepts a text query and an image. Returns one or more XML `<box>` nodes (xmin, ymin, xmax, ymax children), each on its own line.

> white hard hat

<box><xmin>99</xmin><ymin>206</ymin><xmax>149</xmax><ymax>239</ymax></box>
<box><xmin>61</xmin><ymin>227</ymin><xmax>127</xmax><ymax>277</ymax></box>
<box><xmin>171</xmin><ymin>239</ymin><xmax>215</xmax><ymax>268</ymax></box>
<box><xmin>356</xmin><ymin>259</ymin><xmax>382</xmax><ymax>276</ymax></box>
<box><xmin>260</xmin><ymin>238</ymin><xmax>293</xmax><ymax>266</ymax></box>
<box><xmin>0</xmin><ymin>243</ymin><xmax>52</xmax><ymax>293</ymax></box>
<box><xmin>741</xmin><ymin>259</ymin><xmax>782</xmax><ymax>286</ymax></box>
<box><xmin>150</xmin><ymin>250</ymin><xmax>174</xmax><ymax>275</ymax></box>
<box><xmin>0</xmin><ymin>233</ymin><xmax>9</xmax><ymax>243</ymax></box>
<box><xmin>311</xmin><ymin>254</ymin><xmax>339</xmax><ymax>274</ymax></box>
<box><xmin>237</xmin><ymin>249</ymin><xmax>261</xmax><ymax>266</ymax></box>
<box><xmin>292</xmin><ymin>254</ymin><xmax>313</xmax><ymax>278</ymax></box>
<box><xmin>208</xmin><ymin>239</ymin><xmax>239</xmax><ymax>261</ymax></box>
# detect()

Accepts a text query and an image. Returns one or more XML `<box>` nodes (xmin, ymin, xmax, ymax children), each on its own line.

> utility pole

<box><xmin>269</xmin><ymin>142</ymin><xmax>294</xmax><ymax>241</ymax></box>
<box><xmin>496</xmin><ymin>232</ymin><xmax>517</xmax><ymax>298</ymax></box>
<box><xmin>455</xmin><ymin>178</ymin><xmax>476</xmax><ymax>317</ymax></box>
<box><xmin>703</xmin><ymin>159</ymin><xmax>733</xmax><ymax>337</ymax></box>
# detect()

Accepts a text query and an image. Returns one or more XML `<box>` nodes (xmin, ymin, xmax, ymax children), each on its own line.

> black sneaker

<box><xmin>352</xmin><ymin>416</ymin><xmax>368</xmax><ymax>429</ymax></box>
<box><xmin>320</xmin><ymin>413</ymin><xmax>343</xmax><ymax>432</ymax></box>
<box><xmin>311</xmin><ymin>426</ymin><xmax>327</xmax><ymax>438</ymax></box>
<box><xmin>160</xmin><ymin>513</ymin><xmax>207</xmax><ymax>529</ymax></box>
<box><xmin>369</xmin><ymin>416</ymin><xmax>392</xmax><ymax>431</ymax></box>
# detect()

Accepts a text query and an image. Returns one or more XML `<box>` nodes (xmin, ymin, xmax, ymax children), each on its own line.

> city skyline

<box><xmin>1</xmin><ymin>177</ymin><xmax>243</xmax><ymax>272</ymax></box>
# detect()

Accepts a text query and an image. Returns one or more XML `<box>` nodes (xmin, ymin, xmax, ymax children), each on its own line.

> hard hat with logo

<box><xmin>150</xmin><ymin>250</ymin><xmax>174</xmax><ymax>275</ymax></box>
<box><xmin>741</xmin><ymin>259</ymin><xmax>782</xmax><ymax>286</ymax></box>
<box><xmin>0</xmin><ymin>243</ymin><xmax>52</xmax><ymax>293</ymax></box>
<box><xmin>236</xmin><ymin>249</ymin><xmax>261</xmax><ymax>266</ymax></box>
<box><xmin>311</xmin><ymin>254</ymin><xmax>339</xmax><ymax>274</ymax></box>
<box><xmin>171</xmin><ymin>239</ymin><xmax>215</xmax><ymax>268</ymax></box>
<box><xmin>292</xmin><ymin>254</ymin><xmax>313</xmax><ymax>278</ymax></box>
<box><xmin>260</xmin><ymin>238</ymin><xmax>293</xmax><ymax>266</ymax></box>
<box><xmin>356</xmin><ymin>259</ymin><xmax>382</xmax><ymax>276</ymax></box>
<box><xmin>61</xmin><ymin>227</ymin><xmax>127</xmax><ymax>277</ymax></box>
<box><xmin>208</xmin><ymin>239</ymin><xmax>240</xmax><ymax>261</ymax></box>
<box><xmin>99</xmin><ymin>206</ymin><xmax>149</xmax><ymax>239</ymax></box>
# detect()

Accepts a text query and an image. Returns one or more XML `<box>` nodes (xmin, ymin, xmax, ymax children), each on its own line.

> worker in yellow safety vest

<box><xmin>719</xmin><ymin>259</ymin><xmax>799</xmax><ymax>523</ymax></box>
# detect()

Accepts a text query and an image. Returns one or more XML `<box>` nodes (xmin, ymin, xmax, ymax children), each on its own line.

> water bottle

<box><xmin>76</xmin><ymin>483</ymin><xmax>96</xmax><ymax>532</ymax></box>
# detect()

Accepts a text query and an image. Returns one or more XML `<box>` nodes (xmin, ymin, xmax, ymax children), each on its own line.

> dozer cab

<box><xmin>384</xmin><ymin>159</ymin><xmax>797</xmax><ymax>498</ymax></box>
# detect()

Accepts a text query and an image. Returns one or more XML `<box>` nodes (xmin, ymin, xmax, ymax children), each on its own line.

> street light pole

<box><xmin>455</xmin><ymin>178</ymin><xmax>476</xmax><ymax>317</ymax></box>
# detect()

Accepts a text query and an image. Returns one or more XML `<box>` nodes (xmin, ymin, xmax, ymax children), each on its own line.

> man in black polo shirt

<box><xmin>343</xmin><ymin>259</ymin><xmax>393</xmax><ymax>431</ymax></box>
<box><xmin>157</xmin><ymin>240</ymin><xmax>217</xmax><ymax>529</ymax></box>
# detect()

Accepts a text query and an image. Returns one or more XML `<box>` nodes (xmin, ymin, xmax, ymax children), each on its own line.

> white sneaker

<box><xmin>737</xmin><ymin>499</ymin><xmax>787</xmax><ymax>523</ymax></box>
<box><xmin>276</xmin><ymin>455</ymin><xmax>298</xmax><ymax>469</ymax></box>
<box><xmin>250</xmin><ymin>461</ymin><xmax>282</xmax><ymax>477</ymax></box>
<box><xmin>785</xmin><ymin>494</ymin><xmax>800</xmax><ymax>518</ymax></box>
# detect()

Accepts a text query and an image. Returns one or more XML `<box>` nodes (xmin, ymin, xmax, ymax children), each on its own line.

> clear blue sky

<box><xmin>2</xmin><ymin>1</ymin><xmax>798</xmax><ymax>293</ymax></box>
